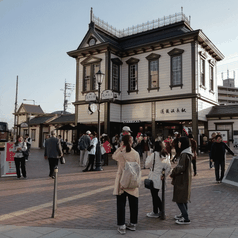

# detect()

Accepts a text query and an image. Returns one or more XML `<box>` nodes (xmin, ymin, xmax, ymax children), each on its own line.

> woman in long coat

<box><xmin>170</xmin><ymin>136</ymin><xmax>193</xmax><ymax>225</ymax></box>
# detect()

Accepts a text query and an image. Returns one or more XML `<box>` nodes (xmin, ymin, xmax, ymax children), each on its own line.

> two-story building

<box><xmin>67</xmin><ymin>9</ymin><xmax>224</xmax><ymax>141</ymax></box>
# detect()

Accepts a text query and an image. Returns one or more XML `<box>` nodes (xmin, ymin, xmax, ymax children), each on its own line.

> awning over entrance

<box><xmin>56</xmin><ymin>125</ymin><xmax>76</xmax><ymax>130</ymax></box>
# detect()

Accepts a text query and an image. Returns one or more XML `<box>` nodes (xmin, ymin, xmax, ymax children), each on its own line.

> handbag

<box><xmin>22</xmin><ymin>150</ymin><xmax>29</xmax><ymax>157</ymax></box>
<box><xmin>60</xmin><ymin>156</ymin><xmax>65</xmax><ymax>164</ymax></box>
<box><xmin>87</xmin><ymin>145</ymin><xmax>93</xmax><ymax>151</ymax></box>
<box><xmin>144</xmin><ymin>153</ymin><xmax>156</xmax><ymax>189</ymax></box>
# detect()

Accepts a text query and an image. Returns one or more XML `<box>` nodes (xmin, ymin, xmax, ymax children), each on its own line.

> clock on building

<box><xmin>88</xmin><ymin>38</ymin><xmax>96</xmax><ymax>46</ymax></box>
<box><xmin>88</xmin><ymin>103</ymin><xmax>97</xmax><ymax>114</ymax></box>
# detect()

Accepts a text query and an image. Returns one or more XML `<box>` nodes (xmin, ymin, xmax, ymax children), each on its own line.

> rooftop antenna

<box><xmin>227</xmin><ymin>69</ymin><xmax>229</xmax><ymax>79</ymax></box>
<box><xmin>90</xmin><ymin>7</ymin><xmax>93</xmax><ymax>22</ymax></box>
<box><xmin>234</xmin><ymin>70</ymin><xmax>235</xmax><ymax>79</ymax></box>
<box><xmin>221</xmin><ymin>72</ymin><xmax>223</xmax><ymax>80</ymax></box>
<box><xmin>181</xmin><ymin>6</ymin><xmax>183</xmax><ymax>14</ymax></box>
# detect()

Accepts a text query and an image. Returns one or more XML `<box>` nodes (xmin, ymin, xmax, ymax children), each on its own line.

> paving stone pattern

<box><xmin>0</xmin><ymin>149</ymin><xmax>238</xmax><ymax>232</ymax></box>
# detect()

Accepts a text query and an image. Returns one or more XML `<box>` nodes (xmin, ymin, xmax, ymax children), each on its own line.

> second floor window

<box><xmin>200</xmin><ymin>58</ymin><xmax>205</xmax><ymax>86</ymax></box>
<box><xmin>209</xmin><ymin>65</ymin><xmax>214</xmax><ymax>91</ymax></box>
<box><xmin>171</xmin><ymin>55</ymin><xmax>182</xmax><ymax>86</ymax></box>
<box><xmin>168</xmin><ymin>48</ymin><xmax>184</xmax><ymax>89</ymax></box>
<box><xmin>111</xmin><ymin>58</ymin><xmax>122</xmax><ymax>92</ymax></box>
<box><xmin>129</xmin><ymin>64</ymin><xmax>138</xmax><ymax>91</ymax></box>
<box><xmin>126</xmin><ymin>57</ymin><xmax>140</xmax><ymax>93</ymax></box>
<box><xmin>83</xmin><ymin>63</ymin><xmax>100</xmax><ymax>92</ymax></box>
<box><xmin>146</xmin><ymin>53</ymin><xmax>160</xmax><ymax>90</ymax></box>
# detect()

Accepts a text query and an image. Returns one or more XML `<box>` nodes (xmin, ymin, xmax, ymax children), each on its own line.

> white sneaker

<box><xmin>175</xmin><ymin>217</ymin><xmax>191</xmax><ymax>225</ymax></box>
<box><xmin>118</xmin><ymin>225</ymin><xmax>126</xmax><ymax>235</ymax></box>
<box><xmin>146</xmin><ymin>212</ymin><xmax>160</xmax><ymax>218</ymax></box>
<box><xmin>174</xmin><ymin>214</ymin><xmax>183</xmax><ymax>220</ymax></box>
<box><xmin>126</xmin><ymin>223</ymin><xmax>136</xmax><ymax>231</ymax></box>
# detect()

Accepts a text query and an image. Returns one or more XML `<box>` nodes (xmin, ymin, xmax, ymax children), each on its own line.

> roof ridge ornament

<box><xmin>90</xmin><ymin>7</ymin><xmax>93</xmax><ymax>22</ymax></box>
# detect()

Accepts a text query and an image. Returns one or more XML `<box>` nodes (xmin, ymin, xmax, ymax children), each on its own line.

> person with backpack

<box><xmin>78</xmin><ymin>131</ymin><xmax>91</xmax><ymax>167</ymax></box>
<box><xmin>145</xmin><ymin>141</ymin><xmax>171</xmax><ymax>218</ymax></box>
<box><xmin>112</xmin><ymin>135</ymin><xmax>141</xmax><ymax>235</ymax></box>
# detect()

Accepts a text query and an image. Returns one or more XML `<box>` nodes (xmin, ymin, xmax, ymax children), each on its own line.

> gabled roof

<box><xmin>206</xmin><ymin>105</ymin><xmax>238</xmax><ymax>118</ymax></box>
<box><xmin>67</xmin><ymin>14</ymin><xmax>224</xmax><ymax>61</ymax></box>
<box><xmin>15</xmin><ymin>103</ymin><xmax>44</xmax><ymax>115</ymax></box>
<box><xmin>50</xmin><ymin>114</ymin><xmax>75</xmax><ymax>124</ymax></box>
<box><xmin>29</xmin><ymin>115</ymin><xmax>56</xmax><ymax>125</ymax></box>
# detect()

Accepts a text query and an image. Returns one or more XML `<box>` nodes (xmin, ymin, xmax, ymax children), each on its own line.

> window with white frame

<box><xmin>126</xmin><ymin>57</ymin><xmax>140</xmax><ymax>93</ymax></box>
<box><xmin>168</xmin><ymin>48</ymin><xmax>184</xmax><ymax>89</ymax></box>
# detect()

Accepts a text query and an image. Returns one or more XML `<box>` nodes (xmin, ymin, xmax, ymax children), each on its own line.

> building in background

<box><xmin>67</xmin><ymin>9</ymin><xmax>224</xmax><ymax>142</ymax></box>
<box><xmin>218</xmin><ymin>70</ymin><xmax>238</xmax><ymax>105</ymax></box>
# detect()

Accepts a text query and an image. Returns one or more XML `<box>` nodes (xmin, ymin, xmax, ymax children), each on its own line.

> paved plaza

<box><xmin>1</xmin><ymin>149</ymin><xmax>238</xmax><ymax>237</ymax></box>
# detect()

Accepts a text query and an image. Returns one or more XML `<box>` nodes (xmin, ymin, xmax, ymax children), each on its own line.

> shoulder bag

<box><xmin>144</xmin><ymin>153</ymin><xmax>156</xmax><ymax>189</ymax></box>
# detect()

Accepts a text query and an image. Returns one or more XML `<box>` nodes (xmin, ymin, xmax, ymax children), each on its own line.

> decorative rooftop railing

<box><xmin>92</xmin><ymin>12</ymin><xmax>191</xmax><ymax>38</ymax></box>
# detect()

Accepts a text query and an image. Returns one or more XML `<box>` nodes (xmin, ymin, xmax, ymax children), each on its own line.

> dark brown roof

<box><xmin>50</xmin><ymin>114</ymin><xmax>75</xmax><ymax>124</ymax></box>
<box><xmin>29</xmin><ymin>115</ymin><xmax>55</xmax><ymax>125</ymax></box>
<box><xmin>206</xmin><ymin>105</ymin><xmax>238</xmax><ymax>118</ymax></box>
<box><xmin>16</xmin><ymin>104</ymin><xmax>44</xmax><ymax>114</ymax></box>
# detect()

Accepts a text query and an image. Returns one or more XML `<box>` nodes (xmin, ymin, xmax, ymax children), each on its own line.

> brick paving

<box><xmin>0</xmin><ymin>149</ymin><xmax>238</xmax><ymax>232</ymax></box>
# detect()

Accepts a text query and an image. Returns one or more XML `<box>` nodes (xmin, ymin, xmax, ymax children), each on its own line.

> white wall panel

<box><xmin>121</xmin><ymin>103</ymin><xmax>151</xmax><ymax>122</ymax></box>
<box><xmin>121</xmin><ymin>43</ymin><xmax>192</xmax><ymax>101</ymax></box>
<box><xmin>198</xmin><ymin>99</ymin><xmax>213</xmax><ymax>121</ymax></box>
<box><xmin>110</xmin><ymin>103</ymin><xmax>121</xmax><ymax>122</ymax></box>
<box><xmin>77</xmin><ymin>104</ymin><xmax>104</xmax><ymax>123</ymax></box>
<box><xmin>156</xmin><ymin>99</ymin><xmax>192</xmax><ymax>121</ymax></box>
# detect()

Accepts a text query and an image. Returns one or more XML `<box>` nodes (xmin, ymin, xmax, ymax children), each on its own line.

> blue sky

<box><xmin>1</xmin><ymin>0</ymin><xmax>238</xmax><ymax>128</ymax></box>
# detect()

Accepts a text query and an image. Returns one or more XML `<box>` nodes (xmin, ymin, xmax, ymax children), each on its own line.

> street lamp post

<box><xmin>94</xmin><ymin>70</ymin><xmax>104</xmax><ymax>171</ymax></box>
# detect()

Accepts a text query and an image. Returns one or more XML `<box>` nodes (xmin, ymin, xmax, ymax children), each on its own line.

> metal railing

<box><xmin>92</xmin><ymin>12</ymin><xmax>190</xmax><ymax>38</ymax></box>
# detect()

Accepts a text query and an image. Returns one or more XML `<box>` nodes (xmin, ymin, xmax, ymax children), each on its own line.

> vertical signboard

<box><xmin>1</xmin><ymin>142</ymin><xmax>16</xmax><ymax>177</ymax></box>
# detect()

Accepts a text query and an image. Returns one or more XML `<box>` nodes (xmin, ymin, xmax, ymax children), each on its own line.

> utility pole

<box><xmin>14</xmin><ymin>76</ymin><xmax>18</xmax><ymax>139</ymax></box>
<box><xmin>62</xmin><ymin>80</ymin><xmax>75</xmax><ymax>114</ymax></box>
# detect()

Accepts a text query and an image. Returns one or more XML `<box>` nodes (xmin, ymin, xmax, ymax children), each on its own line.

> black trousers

<box><xmin>214</xmin><ymin>160</ymin><xmax>225</xmax><ymax>181</ymax></box>
<box><xmin>14</xmin><ymin>157</ymin><xmax>26</xmax><ymax>178</ymax></box>
<box><xmin>117</xmin><ymin>191</ymin><xmax>138</xmax><ymax>226</ymax></box>
<box><xmin>48</xmin><ymin>158</ymin><xmax>59</xmax><ymax>176</ymax></box>
<box><xmin>85</xmin><ymin>154</ymin><xmax>95</xmax><ymax>171</ymax></box>
<box><xmin>150</xmin><ymin>187</ymin><xmax>162</xmax><ymax>214</ymax></box>
<box><xmin>192</xmin><ymin>159</ymin><xmax>197</xmax><ymax>174</ymax></box>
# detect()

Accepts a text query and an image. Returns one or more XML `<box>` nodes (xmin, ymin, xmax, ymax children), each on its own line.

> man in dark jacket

<box><xmin>44</xmin><ymin>131</ymin><xmax>63</xmax><ymax>179</ymax></box>
<box><xmin>211</xmin><ymin>134</ymin><xmax>234</xmax><ymax>183</ymax></box>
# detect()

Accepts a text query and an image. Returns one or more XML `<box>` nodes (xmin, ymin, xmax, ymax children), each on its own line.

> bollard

<box><xmin>161</xmin><ymin>168</ymin><xmax>166</xmax><ymax>220</ymax></box>
<box><xmin>51</xmin><ymin>166</ymin><xmax>58</xmax><ymax>218</ymax></box>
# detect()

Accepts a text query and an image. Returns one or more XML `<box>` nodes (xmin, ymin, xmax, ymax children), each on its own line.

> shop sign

<box><xmin>123</xmin><ymin>120</ymin><xmax>141</xmax><ymax>123</ymax></box>
<box><xmin>101</xmin><ymin>90</ymin><xmax>114</xmax><ymax>100</ymax></box>
<box><xmin>20</xmin><ymin>122</ymin><xmax>28</xmax><ymax>128</ymax></box>
<box><xmin>85</xmin><ymin>92</ymin><xmax>96</xmax><ymax>102</ymax></box>
<box><xmin>1</xmin><ymin>142</ymin><xmax>16</xmax><ymax>177</ymax></box>
<box><xmin>160</xmin><ymin>108</ymin><xmax>187</xmax><ymax>114</ymax></box>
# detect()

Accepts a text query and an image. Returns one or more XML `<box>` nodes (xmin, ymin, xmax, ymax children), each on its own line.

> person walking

<box><xmin>170</xmin><ymin>136</ymin><xmax>193</xmax><ymax>225</ymax></box>
<box><xmin>24</xmin><ymin>134</ymin><xmax>32</xmax><ymax>161</ymax></box>
<box><xmin>211</xmin><ymin>134</ymin><xmax>234</xmax><ymax>183</ymax></box>
<box><xmin>112</xmin><ymin>135</ymin><xmax>140</xmax><ymax>235</ymax></box>
<box><xmin>101</xmin><ymin>134</ymin><xmax>111</xmax><ymax>166</ymax></box>
<box><xmin>141</xmin><ymin>134</ymin><xmax>152</xmax><ymax>169</ymax></box>
<box><xmin>78</xmin><ymin>131</ymin><xmax>91</xmax><ymax>167</ymax></box>
<box><xmin>188</xmin><ymin>134</ymin><xmax>198</xmax><ymax>176</ymax></box>
<box><xmin>207</xmin><ymin>132</ymin><xmax>217</xmax><ymax>169</ymax></box>
<box><xmin>164</xmin><ymin>135</ymin><xmax>172</xmax><ymax>159</ymax></box>
<box><xmin>83</xmin><ymin>131</ymin><xmax>98</xmax><ymax>172</ymax></box>
<box><xmin>44</xmin><ymin>131</ymin><xmax>63</xmax><ymax>179</ymax></box>
<box><xmin>145</xmin><ymin>141</ymin><xmax>171</xmax><ymax>218</ymax></box>
<box><xmin>13</xmin><ymin>135</ymin><xmax>27</xmax><ymax>179</ymax></box>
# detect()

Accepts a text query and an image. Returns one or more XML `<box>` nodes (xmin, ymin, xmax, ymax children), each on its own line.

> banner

<box><xmin>1</xmin><ymin>142</ymin><xmax>16</xmax><ymax>177</ymax></box>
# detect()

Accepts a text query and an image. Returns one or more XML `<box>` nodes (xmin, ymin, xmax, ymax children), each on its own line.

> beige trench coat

<box><xmin>112</xmin><ymin>147</ymin><xmax>140</xmax><ymax>197</ymax></box>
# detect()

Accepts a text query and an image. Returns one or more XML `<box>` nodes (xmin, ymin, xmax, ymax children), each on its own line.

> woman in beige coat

<box><xmin>112</xmin><ymin>135</ymin><xmax>140</xmax><ymax>235</ymax></box>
